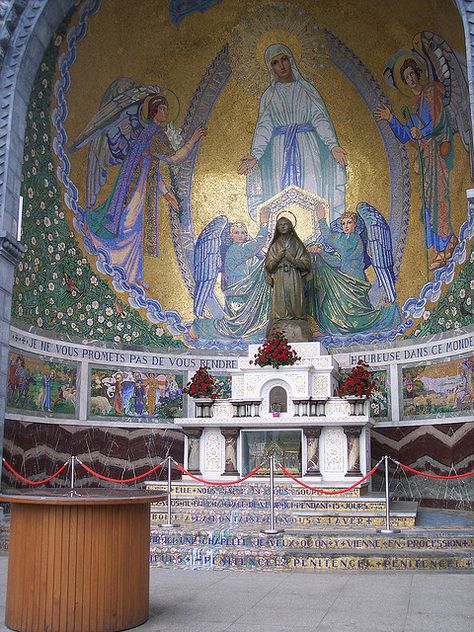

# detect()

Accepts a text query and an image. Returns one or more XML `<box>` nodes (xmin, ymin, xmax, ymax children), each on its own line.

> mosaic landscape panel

<box><xmin>7</xmin><ymin>351</ymin><xmax>77</xmax><ymax>416</ymax></box>
<box><xmin>401</xmin><ymin>355</ymin><xmax>474</xmax><ymax>419</ymax></box>
<box><xmin>89</xmin><ymin>367</ymin><xmax>184</xmax><ymax>420</ymax></box>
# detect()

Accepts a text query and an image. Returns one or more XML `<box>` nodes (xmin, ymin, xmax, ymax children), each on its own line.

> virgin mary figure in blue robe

<box><xmin>245</xmin><ymin>44</ymin><xmax>346</xmax><ymax>221</ymax></box>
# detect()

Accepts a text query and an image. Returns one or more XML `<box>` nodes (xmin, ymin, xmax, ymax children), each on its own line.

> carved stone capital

<box><xmin>0</xmin><ymin>231</ymin><xmax>26</xmax><ymax>264</ymax></box>
<box><xmin>220</xmin><ymin>427</ymin><xmax>239</xmax><ymax>439</ymax></box>
<box><xmin>182</xmin><ymin>427</ymin><xmax>203</xmax><ymax>440</ymax></box>
<box><xmin>303</xmin><ymin>427</ymin><xmax>321</xmax><ymax>440</ymax></box>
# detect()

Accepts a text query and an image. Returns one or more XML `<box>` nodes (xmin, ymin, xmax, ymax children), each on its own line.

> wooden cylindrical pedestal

<box><xmin>1</xmin><ymin>490</ymin><xmax>166</xmax><ymax>632</ymax></box>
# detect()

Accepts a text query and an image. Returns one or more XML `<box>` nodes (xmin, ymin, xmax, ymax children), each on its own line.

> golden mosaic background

<box><xmin>62</xmin><ymin>0</ymin><xmax>470</xmax><ymax>325</ymax></box>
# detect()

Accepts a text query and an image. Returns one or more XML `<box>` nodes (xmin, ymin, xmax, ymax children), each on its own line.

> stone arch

<box><xmin>0</xmin><ymin>1</ymin><xmax>74</xmax><ymax>236</ymax></box>
<box><xmin>260</xmin><ymin>378</ymin><xmax>292</xmax><ymax>416</ymax></box>
<box><xmin>268</xmin><ymin>385</ymin><xmax>288</xmax><ymax>414</ymax></box>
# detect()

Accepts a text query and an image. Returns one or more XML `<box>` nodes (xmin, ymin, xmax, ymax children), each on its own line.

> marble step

<box><xmin>147</xmin><ymin>481</ymin><xmax>370</xmax><ymax>498</ymax></box>
<box><xmin>150</xmin><ymin>529</ymin><xmax>474</xmax><ymax>551</ymax></box>
<box><xmin>149</xmin><ymin>546</ymin><xmax>474</xmax><ymax>572</ymax></box>
<box><xmin>288</xmin><ymin>512</ymin><xmax>416</xmax><ymax>528</ymax></box>
<box><xmin>151</xmin><ymin>495</ymin><xmax>389</xmax><ymax>512</ymax></box>
<box><xmin>150</xmin><ymin>502</ymin><xmax>417</xmax><ymax>528</ymax></box>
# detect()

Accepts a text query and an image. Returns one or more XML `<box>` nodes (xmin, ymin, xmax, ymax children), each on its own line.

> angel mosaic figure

<box><xmin>237</xmin><ymin>44</ymin><xmax>347</xmax><ymax>221</ymax></box>
<box><xmin>190</xmin><ymin>207</ymin><xmax>271</xmax><ymax>340</ymax></box>
<box><xmin>375</xmin><ymin>32</ymin><xmax>471</xmax><ymax>273</ymax></box>
<box><xmin>71</xmin><ymin>79</ymin><xmax>206</xmax><ymax>288</ymax></box>
<box><xmin>308</xmin><ymin>200</ymin><xmax>401</xmax><ymax>336</ymax></box>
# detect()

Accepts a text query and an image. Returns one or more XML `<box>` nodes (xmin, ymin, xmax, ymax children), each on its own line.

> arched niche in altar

<box><xmin>259</xmin><ymin>378</ymin><xmax>294</xmax><ymax>417</ymax></box>
<box><xmin>269</xmin><ymin>386</ymin><xmax>288</xmax><ymax>414</ymax></box>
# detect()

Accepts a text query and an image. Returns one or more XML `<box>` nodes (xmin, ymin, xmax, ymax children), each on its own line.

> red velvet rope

<box><xmin>78</xmin><ymin>460</ymin><xmax>164</xmax><ymax>483</ymax></box>
<box><xmin>2</xmin><ymin>458</ymin><xmax>68</xmax><ymax>485</ymax></box>
<box><xmin>278</xmin><ymin>463</ymin><xmax>380</xmax><ymax>495</ymax></box>
<box><xmin>395</xmin><ymin>461</ymin><xmax>474</xmax><ymax>480</ymax></box>
<box><xmin>174</xmin><ymin>461</ymin><xmax>264</xmax><ymax>485</ymax></box>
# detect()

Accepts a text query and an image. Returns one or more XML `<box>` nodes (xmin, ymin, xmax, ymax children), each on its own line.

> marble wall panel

<box><xmin>2</xmin><ymin>419</ymin><xmax>185</xmax><ymax>488</ymax></box>
<box><xmin>371</xmin><ymin>421</ymin><xmax>474</xmax><ymax>509</ymax></box>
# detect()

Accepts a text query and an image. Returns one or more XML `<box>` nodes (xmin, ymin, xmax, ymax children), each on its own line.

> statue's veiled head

<box><xmin>276</xmin><ymin>217</ymin><xmax>294</xmax><ymax>235</ymax></box>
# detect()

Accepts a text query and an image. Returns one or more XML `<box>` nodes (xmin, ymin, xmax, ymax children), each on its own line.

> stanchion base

<box><xmin>160</xmin><ymin>523</ymin><xmax>178</xmax><ymax>528</ymax></box>
<box><xmin>377</xmin><ymin>528</ymin><xmax>401</xmax><ymax>534</ymax></box>
<box><xmin>261</xmin><ymin>529</ymin><xmax>284</xmax><ymax>535</ymax></box>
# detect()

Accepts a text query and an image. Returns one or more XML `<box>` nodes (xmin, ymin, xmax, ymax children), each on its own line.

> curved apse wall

<box><xmin>5</xmin><ymin>0</ymin><xmax>474</xmax><ymax>505</ymax></box>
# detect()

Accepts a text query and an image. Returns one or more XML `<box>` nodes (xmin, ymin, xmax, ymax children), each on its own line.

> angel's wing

<box><xmin>71</xmin><ymin>79</ymin><xmax>163</xmax><ymax>209</ymax></box>
<box><xmin>413</xmin><ymin>31</ymin><xmax>471</xmax><ymax>152</ymax></box>
<box><xmin>175</xmin><ymin>46</ymin><xmax>231</xmax><ymax>210</ymax></box>
<box><xmin>71</xmin><ymin>80</ymin><xmax>161</xmax><ymax>150</ymax></box>
<box><xmin>193</xmin><ymin>215</ymin><xmax>229</xmax><ymax>317</ymax></box>
<box><xmin>356</xmin><ymin>202</ymin><xmax>396</xmax><ymax>303</ymax></box>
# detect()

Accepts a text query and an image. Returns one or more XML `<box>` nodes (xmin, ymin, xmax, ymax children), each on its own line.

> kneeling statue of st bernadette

<box><xmin>264</xmin><ymin>215</ymin><xmax>312</xmax><ymax>342</ymax></box>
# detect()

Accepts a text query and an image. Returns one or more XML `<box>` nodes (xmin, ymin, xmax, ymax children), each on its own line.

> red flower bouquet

<box><xmin>251</xmin><ymin>331</ymin><xmax>301</xmax><ymax>369</ymax></box>
<box><xmin>338</xmin><ymin>360</ymin><xmax>375</xmax><ymax>398</ymax></box>
<box><xmin>184</xmin><ymin>366</ymin><xmax>217</xmax><ymax>399</ymax></box>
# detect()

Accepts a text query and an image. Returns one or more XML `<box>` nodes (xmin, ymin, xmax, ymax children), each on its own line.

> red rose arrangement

<box><xmin>338</xmin><ymin>360</ymin><xmax>376</xmax><ymax>398</ymax></box>
<box><xmin>251</xmin><ymin>330</ymin><xmax>301</xmax><ymax>369</ymax></box>
<box><xmin>183</xmin><ymin>366</ymin><xmax>217</xmax><ymax>399</ymax></box>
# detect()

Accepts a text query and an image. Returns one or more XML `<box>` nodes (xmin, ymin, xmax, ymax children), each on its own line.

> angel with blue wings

<box><xmin>375</xmin><ymin>32</ymin><xmax>471</xmax><ymax>273</ymax></box>
<box><xmin>189</xmin><ymin>207</ymin><xmax>271</xmax><ymax>340</ymax></box>
<box><xmin>71</xmin><ymin>78</ymin><xmax>206</xmax><ymax>288</ymax></box>
<box><xmin>308</xmin><ymin>200</ymin><xmax>401</xmax><ymax>336</ymax></box>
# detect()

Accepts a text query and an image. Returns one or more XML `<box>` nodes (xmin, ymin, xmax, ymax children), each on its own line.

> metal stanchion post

<box><xmin>262</xmin><ymin>456</ymin><xmax>283</xmax><ymax>535</ymax></box>
<box><xmin>377</xmin><ymin>455</ymin><xmax>400</xmax><ymax>534</ymax></box>
<box><xmin>69</xmin><ymin>456</ymin><xmax>78</xmax><ymax>496</ymax></box>
<box><xmin>161</xmin><ymin>456</ymin><xmax>177</xmax><ymax>528</ymax></box>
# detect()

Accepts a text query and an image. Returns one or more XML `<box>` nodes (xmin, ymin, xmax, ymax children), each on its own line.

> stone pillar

<box><xmin>0</xmin><ymin>234</ymin><xmax>25</xmax><ymax>470</ymax></box>
<box><xmin>183</xmin><ymin>428</ymin><xmax>203</xmax><ymax>474</ymax></box>
<box><xmin>344</xmin><ymin>427</ymin><xmax>362</xmax><ymax>477</ymax></box>
<box><xmin>303</xmin><ymin>427</ymin><xmax>321</xmax><ymax>476</ymax></box>
<box><xmin>220</xmin><ymin>427</ymin><xmax>240</xmax><ymax>476</ymax></box>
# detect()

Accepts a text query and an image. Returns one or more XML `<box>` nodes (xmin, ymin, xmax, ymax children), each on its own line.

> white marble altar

<box><xmin>176</xmin><ymin>343</ymin><xmax>372</xmax><ymax>484</ymax></box>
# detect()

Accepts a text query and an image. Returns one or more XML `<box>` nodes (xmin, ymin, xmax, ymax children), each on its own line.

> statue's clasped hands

<box><xmin>314</xmin><ymin>200</ymin><xmax>326</xmax><ymax>221</ymax></box>
<box><xmin>279</xmin><ymin>248</ymin><xmax>295</xmax><ymax>264</ymax></box>
<box><xmin>259</xmin><ymin>206</ymin><xmax>270</xmax><ymax>225</ymax></box>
